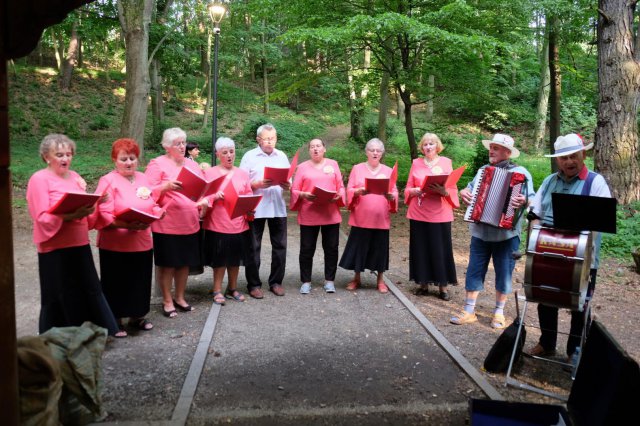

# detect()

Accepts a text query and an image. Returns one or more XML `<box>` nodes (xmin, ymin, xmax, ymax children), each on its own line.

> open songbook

<box><xmin>223</xmin><ymin>182</ymin><xmax>263</xmax><ymax>219</ymax></box>
<box><xmin>47</xmin><ymin>192</ymin><xmax>101</xmax><ymax>215</ymax></box>
<box><xmin>312</xmin><ymin>185</ymin><xmax>337</xmax><ymax>203</ymax></box>
<box><xmin>364</xmin><ymin>177</ymin><xmax>390</xmax><ymax>195</ymax></box>
<box><xmin>115</xmin><ymin>207</ymin><xmax>162</xmax><ymax>224</ymax></box>
<box><xmin>176</xmin><ymin>166</ymin><xmax>225</xmax><ymax>201</ymax></box>
<box><xmin>263</xmin><ymin>152</ymin><xmax>299</xmax><ymax>185</ymax></box>
<box><xmin>420</xmin><ymin>165</ymin><xmax>466</xmax><ymax>193</ymax></box>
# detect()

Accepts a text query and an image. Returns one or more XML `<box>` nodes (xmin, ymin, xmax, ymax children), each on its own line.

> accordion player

<box><xmin>463</xmin><ymin>166</ymin><xmax>528</xmax><ymax>230</ymax></box>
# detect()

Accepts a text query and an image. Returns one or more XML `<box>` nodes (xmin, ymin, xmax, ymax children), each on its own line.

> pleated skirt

<box><xmin>409</xmin><ymin>220</ymin><xmax>458</xmax><ymax>286</ymax></box>
<box><xmin>152</xmin><ymin>231</ymin><xmax>201</xmax><ymax>268</ymax></box>
<box><xmin>99</xmin><ymin>248</ymin><xmax>153</xmax><ymax>319</ymax></box>
<box><xmin>203</xmin><ymin>229</ymin><xmax>253</xmax><ymax>268</ymax></box>
<box><xmin>338</xmin><ymin>226</ymin><xmax>389</xmax><ymax>273</ymax></box>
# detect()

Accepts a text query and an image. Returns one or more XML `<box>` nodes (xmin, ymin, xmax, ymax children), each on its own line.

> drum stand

<box><xmin>504</xmin><ymin>293</ymin><xmax>591</xmax><ymax>401</ymax></box>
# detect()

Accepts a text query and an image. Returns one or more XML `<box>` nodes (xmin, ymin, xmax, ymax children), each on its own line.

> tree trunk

<box><xmin>77</xmin><ymin>37</ymin><xmax>83</xmax><ymax>68</ymax></box>
<box><xmin>60</xmin><ymin>18</ymin><xmax>79</xmax><ymax>90</ymax></box>
<box><xmin>548</xmin><ymin>15</ymin><xmax>561</xmax><ymax>172</ymax></box>
<box><xmin>261</xmin><ymin>20</ymin><xmax>269</xmax><ymax>114</ymax></box>
<box><xmin>150</xmin><ymin>58</ymin><xmax>164</xmax><ymax>131</ymax></box>
<box><xmin>533</xmin><ymin>25</ymin><xmax>550</xmax><ymax>151</ymax></box>
<box><xmin>377</xmin><ymin>68</ymin><xmax>390</xmax><ymax>141</ymax></box>
<box><xmin>348</xmin><ymin>70</ymin><xmax>362</xmax><ymax>142</ymax></box>
<box><xmin>426</xmin><ymin>74</ymin><xmax>434</xmax><ymax>122</ymax></box>
<box><xmin>595</xmin><ymin>0</ymin><xmax>640</xmax><ymax>203</ymax></box>
<box><xmin>398</xmin><ymin>85</ymin><xmax>418</xmax><ymax>159</ymax></box>
<box><xmin>118</xmin><ymin>0</ymin><xmax>153</xmax><ymax>160</ymax></box>
<box><xmin>395</xmin><ymin>86</ymin><xmax>404</xmax><ymax>122</ymax></box>
<box><xmin>51</xmin><ymin>27</ymin><xmax>65</xmax><ymax>74</ymax></box>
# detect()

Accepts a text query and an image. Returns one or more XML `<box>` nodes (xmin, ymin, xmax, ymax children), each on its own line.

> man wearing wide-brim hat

<box><xmin>451</xmin><ymin>134</ymin><xmax>535</xmax><ymax>329</ymax></box>
<box><xmin>528</xmin><ymin>133</ymin><xmax>612</xmax><ymax>364</ymax></box>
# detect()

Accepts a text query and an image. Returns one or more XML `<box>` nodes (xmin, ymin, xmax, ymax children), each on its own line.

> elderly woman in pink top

<box><xmin>339</xmin><ymin>138</ymin><xmax>398</xmax><ymax>293</ymax></box>
<box><xmin>26</xmin><ymin>134</ymin><xmax>118</xmax><ymax>335</ymax></box>
<box><xmin>405</xmin><ymin>133</ymin><xmax>459</xmax><ymax>301</ymax></box>
<box><xmin>94</xmin><ymin>139</ymin><xmax>165</xmax><ymax>337</ymax></box>
<box><xmin>202</xmin><ymin>137</ymin><xmax>257</xmax><ymax>305</ymax></box>
<box><xmin>290</xmin><ymin>138</ymin><xmax>345</xmax><ymax>294</ymax></box>
<box><xmin>145</xmin><ymin>128</ymin><xmax>209</xmax><ymax>318</ymax></box>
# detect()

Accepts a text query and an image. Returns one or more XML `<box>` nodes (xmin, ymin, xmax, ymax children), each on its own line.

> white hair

<box><xmin>365</xmin><ymin>138</ymin><xmax>385</xmax><ymax>153</ymax></box>
<box><xmin>161</xmin><ymin>127</ymin><xmax>187</xmax><ymax>148</ymax></box>
<box><xmin>256</xmin><ymin>123</ymin><xmax>276</xmax><ymax>137</ymax></box>
<box><xmin>215</xmin><ymin>137</ymin><xmax>235</xmax><ymax>151</ymax></box>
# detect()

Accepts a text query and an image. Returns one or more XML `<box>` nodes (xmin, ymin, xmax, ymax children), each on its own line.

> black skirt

<box><xmin>203</xmin><ymin>229</ymin><xmax>254</xmax><ymax>268</ymax></box>
<box><xmin>99</xmin><ymin>248</ymin><xmax>153</xmax><ymax>319</ymax></box>
<box><xmin>338</xmin><ymin>226</ymin><xmax>389</xmax><ymax>273</ymax></box>
<box><xmin>38</xmin><ymin>245</ymin><xmax>118</xmax><ymax>335</ymax></box>
<box><xmin>409</xmin><ymin>220</ymin><xmax>458</xmax><ymax>286</ymax></box>
<box><xmin>152</xmin><ymin>232</ymin><xmax>201</xmax><ymax>268</ymax></box>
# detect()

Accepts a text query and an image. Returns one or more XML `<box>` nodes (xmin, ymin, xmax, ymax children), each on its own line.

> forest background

<box><xmin>7</xmin><ymin>0</ymin><xmax>640</xmax><ymax>264</ymax></box>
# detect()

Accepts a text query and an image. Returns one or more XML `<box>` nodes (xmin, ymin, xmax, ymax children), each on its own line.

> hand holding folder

<box><xmin>115</xmin><ymin>207</ymin><xmax>162</xmax><ymax>225</ymax></box>
<box><xmin>421</xmin><ymin>165</ymin><xmax>466</xmax><ymax>193</ymax></box>
<box><xmin>223</xmin><ymin>182</ymin><xmax>263</xmax><ymax>219</ymax></box>
<box><xmin>176</xmin><ymin>166</ymin><xmax>225</xmax><ymax>201</ymax></box>
<box><xmin>312</xmin><ymin>186</ymin><xmax>338</xmax><ymax>203</ymax></box>
<box><xmin>47</xmin><ymin>192</ymin><xmax>101</xmax><ymax>215</ymax></box>
<box><xmin>263</xmin><ymin>152</ymin><xmax>299</xmax><ymax>185</ymax></box>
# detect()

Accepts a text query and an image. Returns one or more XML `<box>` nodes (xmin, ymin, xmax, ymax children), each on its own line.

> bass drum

<box><xmin>524</xmin><ymin>226</ymin><xmax>592</xmax><ymax>311</ymax></box>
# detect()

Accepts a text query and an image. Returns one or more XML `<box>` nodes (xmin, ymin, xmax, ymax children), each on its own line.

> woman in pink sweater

<box><xmin>339</xmin><ymin>138</ymin><xmax>398</xmax><ymax>293</ymax></box>
<box><xmin>145</xmin><ymin>128</ymin><xmax>209</xmax><ymax>318</ymax></box>
<box><xmin>405</xmin><ymin>133</ymin><xmax>459</xmax><ymax>300</ymax></box>
<box><xmin>94</xmin><ymin>139</ymin><xmax>165</xmax><ymax>337</ymax></box>
<box><xmin>26</xmin><ymin>134</ymin><xmax>118</xmax><ymax>335</ymax></box>
<box><xmin>202</xmin><ymin>137</ymin><xmax>255</xmax><ymax>305</ymax></box>
<box><xmin>290</xmin><ymin>139</ymin><xmax>345</xmax><ymax>294</ymax></box>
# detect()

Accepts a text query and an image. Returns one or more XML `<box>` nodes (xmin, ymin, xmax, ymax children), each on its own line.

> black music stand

<box><xmin>505</xmin><ymin>194</ymin><xmax>617</xmax><ymax>399</ymax></box>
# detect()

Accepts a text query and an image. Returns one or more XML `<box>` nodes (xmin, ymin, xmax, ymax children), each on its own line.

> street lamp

<box><xmin>208</xmin><ymin>2</ymin><xmax>226</xmax><ymax>164</ymax></box>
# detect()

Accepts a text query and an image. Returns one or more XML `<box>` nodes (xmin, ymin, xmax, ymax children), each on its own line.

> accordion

<box><xmin>464</xmin><ymin>166</ymin><xmax>527</xmax><ymax>229</ymax></box>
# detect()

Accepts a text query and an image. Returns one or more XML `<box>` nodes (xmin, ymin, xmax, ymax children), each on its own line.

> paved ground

<box><xmin>13</xmin><ymin>213</ymin><xmax>498</xmax><ymax>424</ymax></box>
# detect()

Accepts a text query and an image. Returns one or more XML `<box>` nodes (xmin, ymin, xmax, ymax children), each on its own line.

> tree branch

<box><xmin>597</xmin><ymin>8</ymin><xmax>611</xmax><ymax>24</ymax></box>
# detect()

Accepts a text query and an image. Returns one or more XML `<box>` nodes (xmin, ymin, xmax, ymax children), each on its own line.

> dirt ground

<box><xmin>12</xmin><ymin>194</ymin><xmax>640</xmax><ymax>412</ymax></box>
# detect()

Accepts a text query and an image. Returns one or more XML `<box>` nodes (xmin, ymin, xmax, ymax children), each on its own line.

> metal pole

<box><xmin>211</xmin><ymin>24</ymin><xmax>220</xmax><ymax>165</ymax></box>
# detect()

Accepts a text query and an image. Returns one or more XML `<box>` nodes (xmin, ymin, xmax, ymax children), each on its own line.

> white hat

<box><xmin>545</xmin><ymin>133</ymin><xmax>593</xmax><ymax>158</ymax></box>
<box><xmin>482</xmin><ymin>133</ymin><xmax>520</xmax><ymax>158</ymax></box>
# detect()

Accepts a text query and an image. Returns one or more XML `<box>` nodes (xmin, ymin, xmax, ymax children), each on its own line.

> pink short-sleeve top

<box><xmin>404</xmin><ymin>156</ymin><xmax>459</xmax><ymax>223</ymax></box>
<box><xmin>202</xmin><ymin>166</ymin><xmax>253</xmax><ymax>234</ymax></box>
<box><xmin>345</xmin><ymin>162</ymin><xmax>398</xmax><ymax>229</ymax></box>
<box><xmin>290</xmin><ymin>159</ymin><xmax>345</xmax><ymax>226</ymax></box>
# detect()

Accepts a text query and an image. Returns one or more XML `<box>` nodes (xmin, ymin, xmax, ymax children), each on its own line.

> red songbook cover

<box><xmin>287</xmin><ymin>151</ymin><xmax>299</xmax><ymax>180</ymax></box>
<box><xmin>47</xmin><ymin>192</ymin><xmax>101</xmax><ymax>215</ymax></box>
<box><xmin>115</xmin><ymin>207</ymin><xmax>161</xmax><ymax>224</ymax></box>
<box><xmin>223</xmin><ymin>182</ymin><xmax>263</xmax><ymax>219</ymax></box>
<box><xmin>365</xmin><ymin>177</ymin><xmax>390</xmax><ymax>195</ymax></box>
<box><xmin>421</xmin><ymin>165</ymin><xmax>466</xmax><ymax>193</ymax></box>
<box><xmin>176</xmin><ymin>166</ymin><xmax>225</xmax><ymax>201</ymax></box>
<box><xmin>264</xmin><ymin>151</ymin><xmax>300</xmax><ymax>184</ymax></box>
<box><xmin>389</xmin><ymin>161</ymin><xmax>398</xmax><ymax>192</ymax></box>
<box><xmin>312</xmin><ymin>185</ymin><xmax>337</xmax><ymax>203</ymax></box>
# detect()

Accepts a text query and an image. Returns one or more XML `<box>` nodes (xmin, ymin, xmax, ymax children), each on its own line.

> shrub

<box><xmin>601</xmin><ymin>202</ymin><xmax>640</xmax><ymax>259</ymax></box>
<box><xmin>480</xmin><ymin>110</ymin><xmax>509</xmax><ymax>132</ymax></box>
<box><xmin>89</xmin><ymin>115</ymin><xmax>111</xmax><ymax>131</ymax></box>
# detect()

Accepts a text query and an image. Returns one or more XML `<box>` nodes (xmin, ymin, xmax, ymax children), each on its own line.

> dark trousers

<box><xmin>299</xmin><ymin>224</ymin><xmax>339</xmax><ymax>283</ymax></box>
<box><xmin>248</xmin><ymin>217</ymin><xmax>287</xmax><ymax>288</ymax></box>
<box><xmin>538</xmin><ymin>268</ymin><xmax>597</xmax><ymax>356</ymax></box>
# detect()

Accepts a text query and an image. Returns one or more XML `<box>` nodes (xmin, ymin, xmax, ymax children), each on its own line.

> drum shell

<box><xmin>524</xmin><ymin>226</ymin><xmax>592</xmax><ymax>310</ymax></box>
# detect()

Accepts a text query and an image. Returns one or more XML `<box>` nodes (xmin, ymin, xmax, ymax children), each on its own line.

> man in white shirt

<box><xmin>239</xmin><ymin>123</ymin><xmax>291</xmax><ymax>298</ymax></box>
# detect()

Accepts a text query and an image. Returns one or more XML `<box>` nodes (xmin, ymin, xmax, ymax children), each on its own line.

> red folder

<box><xmin>115</xmin><ymin>207</ymin><xmax>162</xmax><ymax>224</ymax></box>
<box><xmin>389</xmin><ymin>161</ymin><xmax>398</xmax><ymax>192</ymax></box>
<box><xmin>47</xmin><ymin>192</ymin><xmax>101</xmax><ymax>215</ymax></box>
<box><xmin>176</xmin><ymin>166</ymin><xmax>225</xmax><ymax>201</ymax></box>
<box><xmin>421</xmin><ymin>165</ymin><xmax>466</xmax><ymax>193</ymax></box>
<box><xmin>365</xmin><ymin>177</ymin><xmax>390</xmax><ymax>195</ymax></box>
<box><xmin>312</xmin><ymin>185</ymin><xmax>337</xmax><ymax>203</ymax></box>
<box><xmin>263</xmin><ymin>152</ymin><xmax>300</xmax><ymax>184</ymax></box>
<box><xmin>223</xmin><ymin>183</ymin><xmax>263</xmax><ymax>219</ymax></box>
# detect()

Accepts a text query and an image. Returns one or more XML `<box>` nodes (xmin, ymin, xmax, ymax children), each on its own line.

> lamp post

<box><xmin>208</xmin><ymin>2</ymin><xmax>226</xmax><ymax>164</ymax></box>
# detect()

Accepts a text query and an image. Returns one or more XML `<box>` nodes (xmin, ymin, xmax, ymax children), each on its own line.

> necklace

<box><xmin>365</xmin><ymin>162</ymin><xmax>381</xmax><ymax>174</ymax></box>
<box><xmin>424</xmin><ymin>156</ymin><xmax>439</xmax><ymax>167</ymax></box>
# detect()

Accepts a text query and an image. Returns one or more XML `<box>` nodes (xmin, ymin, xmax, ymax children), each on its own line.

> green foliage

<box><xmin>560</xmin><ymin>95</ymin><xmax>597</xmax><ymax>135</ymax></box>
<box><xmin>89</xmin><ymin>115</ymin><xmax>112</xmax><ymax>131</ymax></box>
<box><xmin>363</xmin><ymin>121</ymin><xmax>396</xmax><ymax>142</ymax></box>
<box><xmin>480</xmin><ymin>111</ymin><xmax>509</xmax><ymax>132</ymax></box>
<box><xmin>601</xmin><ymin>202</ymin><xmax>640</xmax><ymax>259</ymax></box>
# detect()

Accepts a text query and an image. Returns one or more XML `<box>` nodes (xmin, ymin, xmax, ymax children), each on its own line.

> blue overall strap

<box><xmin>581</xmin><ymin>171</ymin><xmax>596</xmax><ymax>196</ymax></box>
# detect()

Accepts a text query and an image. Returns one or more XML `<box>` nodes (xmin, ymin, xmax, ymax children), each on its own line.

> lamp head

<box><xmin>208</xmin><ymin>2</ymin><xmax>226</xmax><ymax>25</ymax></box>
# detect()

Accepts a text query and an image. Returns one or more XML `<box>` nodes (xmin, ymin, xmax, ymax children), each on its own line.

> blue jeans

<box><xmin>465</xmin><ymin>236</ymin><xmax>520</xmax><ymax>294</ymax></box>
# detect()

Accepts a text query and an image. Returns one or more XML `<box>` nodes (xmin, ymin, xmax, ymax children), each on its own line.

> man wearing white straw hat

<box><xmin>451</xmin><ymin>134</ymin><xmax>535</xmax><ymax>329</ymax></box>
<box><xmin>528</xmin><ymin>133</ymin><xmax>611</xmax><ymax>366</ymax></box>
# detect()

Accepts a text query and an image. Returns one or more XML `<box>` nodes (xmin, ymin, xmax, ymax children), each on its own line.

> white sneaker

<box><xmin>324</xmin><ymin>281</ymin><xmax>336</xmax><ymax>293</ymax></box>
<box><xmin>300</xmin><ymin>282</ymin><xmax>311</xmax><ymax>294</ymax></box>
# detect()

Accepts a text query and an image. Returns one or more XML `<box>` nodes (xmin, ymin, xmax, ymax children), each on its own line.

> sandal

<box><xmin>439</xmin><ymin>291</ymin><xmax>451</xmax><ymax>301</ymax></box>
<box><xmin>128</xmin><ymin>318</ymin><xmax>153</xmax><ymax>331</ymax></box>
<box><xmin>114</xmin><ymin>323</ymin><xmax>127</xmax><ymax>338</ymax></box>
<box><xmin>345</xmin><ymin>281</ymin><xmax>361</xmax><ymax>291</ymax></box>
<box><xmin>225</xmin><ymin>289</ymin><xmax>246</xmax><ymax>302</ymax></box>
<box><xmin>162</xmin><ymin>307</ymin><xmax>177</xmax><ymax>318</ymax></box>
<box><xmin>491</xmin><ymin>313</ymin><xmax>506</xmax><ymax>330</ymax></box>
<box><xmin>173</xmin><ymin>299</ymin><xmax>193</xmax><ymax>312</ymax></box>
<box><xmin>450</xmin><ymin>310</ymin><xmax>477</xmax><ymax>325</ymax></box>
<box><xmin>377</xmin><ymin>282</ymin><xmax>389</xmax><ymax>293</ymax></box>
<box><xmin>212</xmin><ymin>291</ymin><xmax>226</xmax><ymax>306</ymax></box>
<box><xmin>414</xmin><ymin>284</ymin><xmax>429</xmax><ymax>296</ymax></box>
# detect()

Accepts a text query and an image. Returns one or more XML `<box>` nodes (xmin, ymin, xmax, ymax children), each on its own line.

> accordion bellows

<box><xmin>464</xmin><ymin>166</ymin><xmax>526</xmax><ymax>229</ymax></box>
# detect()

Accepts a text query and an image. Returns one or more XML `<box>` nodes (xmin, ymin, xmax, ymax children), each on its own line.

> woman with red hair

<box><xmin>94</xmin><ymin>138</ymin><xmax>165</xmax><ymax>337</ymax></box>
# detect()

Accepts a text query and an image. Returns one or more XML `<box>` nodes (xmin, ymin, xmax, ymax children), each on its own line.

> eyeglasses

<box><xmin>172</xmin><ymin>141</ymin><xmax>186</xmax><ymax>147</ymax></box>
<box><xmin>367</xmin><ymin>149</ymin><xmax>384</xmax><ymax>153</ymax></box>
<box><xmin>259</xmin><ymin>137</ymin><xmax>276</xmax><ymax>142</ymax></box>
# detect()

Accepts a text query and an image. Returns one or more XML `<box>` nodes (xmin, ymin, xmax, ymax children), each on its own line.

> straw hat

<box><xmin>481</xmin><ymin>134</ymin><xmax>520</xmax><ymax>158</ymax></box>
<box><xmin>545</xmin><ymin>133</ymin><xmax>593</xmax><ymax>157</ymax></box>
